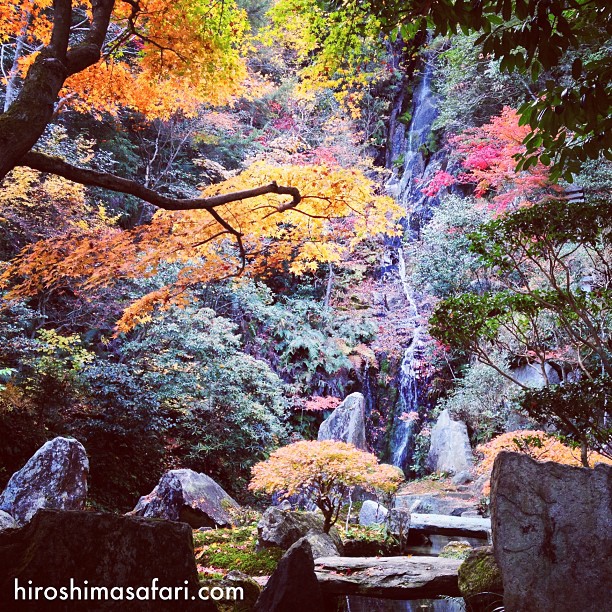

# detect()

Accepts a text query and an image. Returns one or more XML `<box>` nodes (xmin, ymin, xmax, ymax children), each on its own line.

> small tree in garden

<box><xmin>249</xmin><ymin>440</ymin><xmax>403</xmax><ymax>533</ymax></box>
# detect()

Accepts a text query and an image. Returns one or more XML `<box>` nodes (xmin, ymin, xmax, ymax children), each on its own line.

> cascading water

<box><xmin>386</xmin><ymin>54</ymin><xmax>439</xmax><ymax>474</ymax></box>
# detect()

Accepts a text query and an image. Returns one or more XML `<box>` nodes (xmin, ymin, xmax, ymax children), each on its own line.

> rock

<box><xmin>254</xmin><ymin>538</ymin><xmax>324</xmax><ymax>612</ymax></box>
<box><xmin>202</xmin><ymin>571</ymin><xmax>261</xmax><ymax>612</ymax></box>
<box><xmin>302</xmin><ymin>529</ymin><xmax>341</xmax><ymax>558</ymax></box>
<box><xmin>510</xmin><ymin>362</ymin><xmax>561</xmax><ymax>387</ymax></box>
<box><xmin>387</xmin><ymin>508</ymin><xmax>411</xmax><ymax>537</ymax></box>
<box><xmin>317</xmin><ymin>392</ymin><xmax>367</xmax><ymax>450</ymax></box>
<box><xmin>0</xmin><ymin>437</ymin><xmax>88</xmax><ymax>525</ymax></box>
<box><xmin>129</xmin><ymin>468</ymin><xmax>238</xmax><ymax>528</ymax></box>
<box><xmin>358</xmin><ymin>500</ymin><xmax>388</xmax><ymax>526</ymax></box>
<box><xmin>278</xmin><ymin>499</ymin><xmax>292</xmax><ymax>511</ymax></box>
<box><xmin>439</xmin><ymin>540</ymin><xmax>472</xmax><ymax>560</ymax></box>
<box><xmin>257</xmin><ymin>506</ymin><xmax>342</xmax><ymax>552</ymax></box>
<box><xmin>0</xmin><ymin>510</ymin><xmax>17</xmax><ymax>532</ymax></box>
<box><xmin>490</xmin><ymin>451</ymin><xmax>612</xmax><ymax>612</ymax></box>
<box><xmin>0</xmin><ymin>509</ymin><xmax>212</xmax><ymax>611</ymax></box>
<box><xmin>315</xmin><ymin>555</ymin><xmax>462</xmax><ymax>598</ymax></box>
<box><xmin>457</xmin><ymin>546</ymin><xmax>503</xmax><ymax>612</ymax></box>
<box><xmin>426</xmin><ymin>409</ymin><xmax>473</xmax><ymax>475</ymax></box>
<box><xmin>410</xmin><ymin>513</ymin><xmax>491</xmax><ymax>539</ymax></box>
<box><xmin>451</xmin><ymin>470</ymin><xmax>474</xmax><ymax>486</ymax></box>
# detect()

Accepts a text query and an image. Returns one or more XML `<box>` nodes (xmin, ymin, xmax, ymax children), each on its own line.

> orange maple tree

<box><xmin>476</xmin><ymin>430</ymin><xmax>612</xmax><ymax>495</ymax></box>
<box><xmin>1</xmin><ymin>162</ymin><xmax>403</xmax><ymax>330</ymax></box>
<box><xmin>249</xmin><ymin>440</ymin><xmax>403</xmax><ymax>532</ymax></box>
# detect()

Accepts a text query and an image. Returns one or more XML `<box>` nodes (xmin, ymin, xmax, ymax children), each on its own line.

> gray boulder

<box><xmin>0</xmin><ymin>510</ymin><xmax>17</xmax><ymax>533</ymax></box>
<box><xmin>426</xmin><ymin>409</ymin><xmax>473</xmax><ymax>475</ymax></box>
<box><xmin>490</xmin><ymin>451</ymin><xmax>612</xmax><ymax>612</ymax></box>
<box><xmin>318</xmin><ymin>392</ymin><xmax>367</xmax><ymax>450</ymax></box>
<box><xmin>315</xmin><ymin>555</ymin><xmax>462</xmax><ymax>598</ymax></box>
<box><xmin>129</xmin><ymin>468</ymin><xmax>238</xmax><ymax>528</ymax></box>
<box><xmin>301</xmin><ymin>529</ymin><xmax>341</xmax><ymax>558</ymax></box>
<box><xmin>0</xmin><ymin>437</ymin><xmax>88</xmax><ymax>525</ymax></box>
<box><xmin>0</xmin><ymin>509</ymin><xmax>211</xmax><ymax>611</ymax></box>
<box><xmin>254</xmin><ymin>538</ymin><xmax>324</xmax><ymax>612</ymax></box>
<box><xmin>257</xmin><ymin>507</ymin><xmax>342</xmax><ymax>552</ymax></box>
<box><xmin>358</xmin><ymin>500</ymin><xmax>388</xmax><ymax>526</ymax></box>
<box><xmin>451</xmin><ymin>470</ymin><xmax>474</xmax><ymax>486</ymax></box>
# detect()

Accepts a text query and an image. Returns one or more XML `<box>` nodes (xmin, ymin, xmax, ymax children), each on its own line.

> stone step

<box><xmin>314</xmin><ymin>555</ymin><xmax>462</xmax><ymax>599</ymax></box>
<box><xmin>410</xmin><ymin>513</ymin><xmax>491</xmax><ymax>539</ymax></box>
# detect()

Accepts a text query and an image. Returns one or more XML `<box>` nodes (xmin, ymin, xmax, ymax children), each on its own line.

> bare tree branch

<box><xmin>19</xmin><ymin>151</ymin><xmax>302</xmax><ymax>212</ymax></box>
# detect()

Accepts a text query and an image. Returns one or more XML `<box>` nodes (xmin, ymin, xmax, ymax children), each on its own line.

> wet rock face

<box><xmin>0</xmin><ymin>437</ymin><xmax>88</xmax><ymax>525</ymax></box>
<box><xmin>490</xmin><ymin>451</ymin><xmax>612</xmax><ymax>612</ymax></box>
<box><xmin>0</xmin><ymin>510</ymin><xmax>210</xmax><ymax>611</ymax></box>
<box><xmin>129</xmin><ymin>469</ymin><xmax>238</xmax><ymax>528</ymax></box>
<box><xmin>317</xmin><ymin>392</ymin><xmax>367</xmax><ymax>450</ymax></box>
<box><xmin>426</xmin><ymin>409</ymin><xmax>473</xmax><ymax>475</ymax></box>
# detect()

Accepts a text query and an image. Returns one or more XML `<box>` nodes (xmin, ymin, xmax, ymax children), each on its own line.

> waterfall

<box><xmin>386</xmin><ymin>54</ymin><xmax>439</xmax><ymax>473</ymax></box>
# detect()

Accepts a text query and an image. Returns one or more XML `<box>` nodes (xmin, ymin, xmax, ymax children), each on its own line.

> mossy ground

<box><xmin>193</xmin><ymin>525</ymin><xmax>283</xmax><ymax>578</ymax></box>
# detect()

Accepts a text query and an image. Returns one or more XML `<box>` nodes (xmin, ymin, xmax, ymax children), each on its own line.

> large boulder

<box><xmin>129</xmin><ymin>469</ymin><xmax>238</xmax><ymax>528</ymax></box>
<box><xmin>0</xmin><ymin>437</ymin><xmax>88</xmax><ymax>525</ymax></box>
<box><xmin>0</xmin><ymin>509</ymin><xmax>212</xmax><ymax>611</ymax></box>
<box><xmin>490</xmin><ymin>451</ymin><xmax>612</xmax><ymax>612</ymax></box>
<box><xmin>254</xmin><ymin>538</ymin><xmax>324</xmax><ymax>612</ymax></box>
<box><xmin>317</xmin><ymin>392</ymin><xmax>367</xmax><ymax>450</ymax></box>
<box><xmin>358</xmin><ymin>500</ymin><xmax>388</xmax><ymax>527</ymax></box>
<box><xmin>458</xmin><ymin>546</ymin><xmax>503</xmax><ymax>612</ymax></box>
<box><xmin>257</xmin><ymin>507</ymin><xmax>342</xmax><ymax>552</ymax></box>
<box><xmin>426</xmin><ymin>409</ymin><xmax>473</xmax><ymax>475</ymax></box>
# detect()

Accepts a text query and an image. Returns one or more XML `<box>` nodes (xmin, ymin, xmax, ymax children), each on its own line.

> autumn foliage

<box><xmin>476</xmin><ymin>430</ymin><xmax>612</xmax><ymax>495</ymax></box>
<box><xmin>424</xmin><ymin>107</ymin><xmax>555</xmax><ymax>212</ymax></box>
<box><xmin>1</xmin><ymin>162</ymin><xmax>402</xmax><ymax>331</ymax></box>
<box><xmin>249</xmin><ymin>440</ymin><xmax>403</xmax><ymax>532</ymax></box>
<box><xmin>2</xmin><ymin>0</ymin><xmax>249</xmax><ymax>119</ymax></box>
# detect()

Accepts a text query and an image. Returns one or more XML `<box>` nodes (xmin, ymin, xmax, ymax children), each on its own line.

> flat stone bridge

<box><xmin>315</xmin><ymin>555</ymin><xmax>462</xmax><ymax>599</ymax></box>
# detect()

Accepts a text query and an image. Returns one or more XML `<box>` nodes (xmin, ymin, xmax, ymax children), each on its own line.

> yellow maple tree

<box><xmin>1</xmin><ymin>162</ymin><xmax>403</xmax><ymax>331</ymax></box>
<box><xmin>476</xmin><ymin>430</ymin><xmax>612</xmax><ymax>495</ymax></box>
<box><xmin>249</xmin><ymin>440</ymin><xmax>403</xmax><ymax>532</ymax></box>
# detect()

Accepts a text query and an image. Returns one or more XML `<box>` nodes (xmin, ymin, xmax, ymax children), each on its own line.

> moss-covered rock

<box><xmin>458</xmin><ymin>546</ymin><xmax>503</xmax><ymax>611</ymax></box>
<box><xmin>439</xmin><ymin>540</ymin><xmax>472</xmax><ymax>560</ymax></box>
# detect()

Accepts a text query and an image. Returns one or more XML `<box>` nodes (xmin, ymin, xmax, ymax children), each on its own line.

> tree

<box><xmin>520</xmin><ymin>376</ymin><xmax>611</xmax><ymax>466</ymax></box>
<box><xmin>289</xmin><ymin>0</ymin><xmax>611</xmax><ymax>180</ymax></box>
<box><xmin>1</xmin><ymin>161</ymin><xmax>402</xmax><ymax>330</ymax></box>
<box><xmin>476</xmin><ymin>430</ymin><xmax>612</xmax><ymax>489</ymax></box>
<box><xmin>0</xmin><ymin>0</ymin><xmax>304</xmax><ymax>229</ymax></box>
<box><xmin>249</xmin><ymin>440</ymin><xmax>403</xmax><ymax>532</ymax></box>
<box><xmin>430</xmin><ymin>198</ymin><xmax>612</xmax><ymax>385</ymax></box>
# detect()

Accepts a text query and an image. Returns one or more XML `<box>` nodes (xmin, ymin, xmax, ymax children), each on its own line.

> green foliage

<box><xmin>520</xmin><ymin>376</ymin><xmax>612</xmax><ymax>461</ymax></box>
<box><xmin>412</xmin><ymin>195</ymin><xmax>490</xmax><ymax>298</ymax></box>
<box><xmin>437</xmin><ymin>358</ymin><xmax>523</xmax><ymax>443</ymax></box>
<box><xmin>123</xmin><ymin>305</ymin><xmax>290</xmax><ymax>490</ymax></box>
<box><xmin>225</xmin><ymin>281</ymin><xmax>376</xmax><ymax>396</ymax></box>
<box><xmin>432</xmin><ymin>33</ymin><xmax>526</xmax><ymax>133</ymax></box>
<box><xmin>193</xmin><ymin>525</ymin><xmax>283</xmax><ymax>576</ymax></box>
<box><xmin>431</xmin><ymin>198</ymin><xmax>612</xmax><ymax>382</ymax></box>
